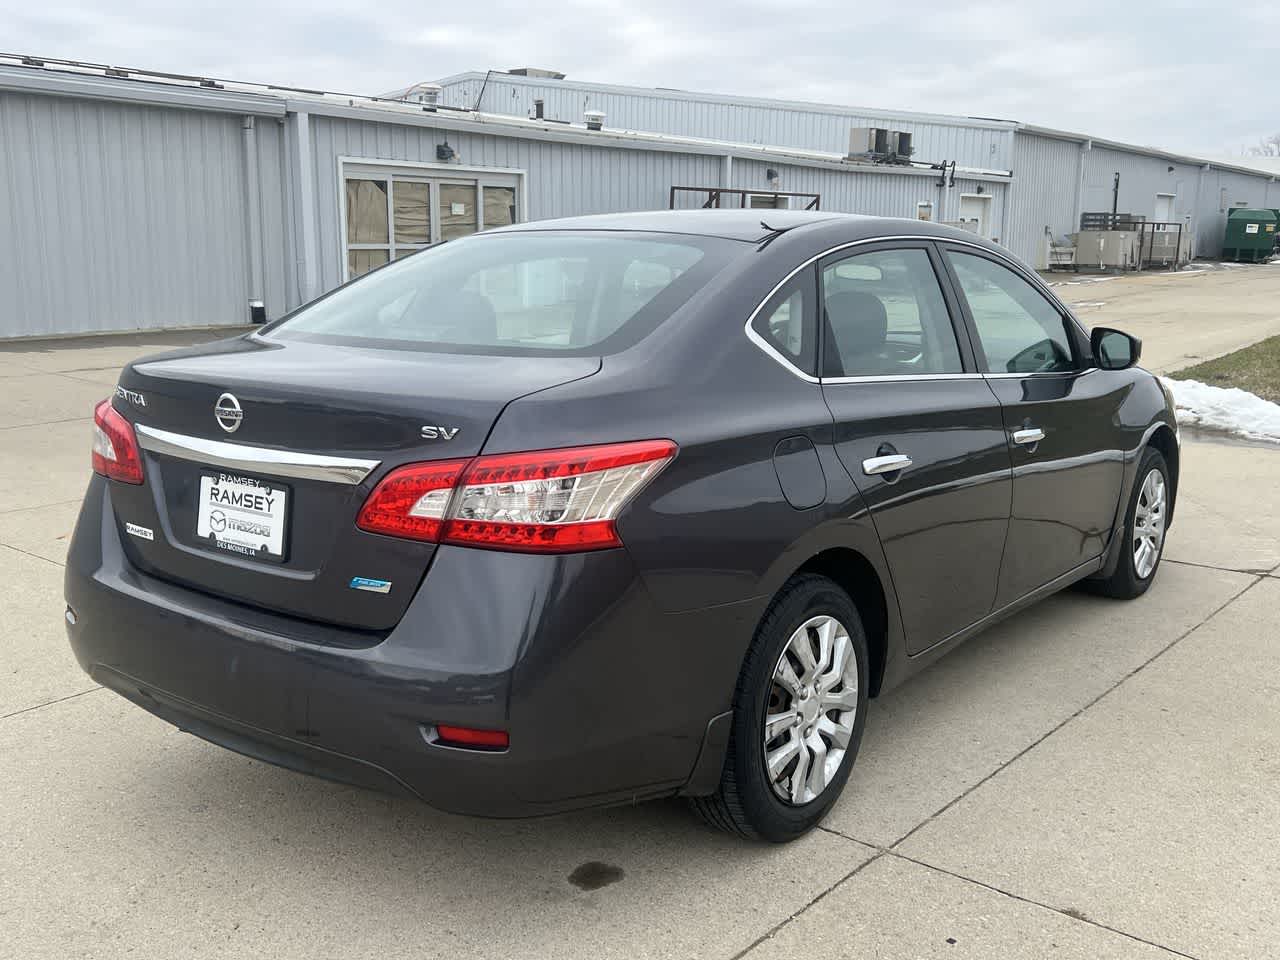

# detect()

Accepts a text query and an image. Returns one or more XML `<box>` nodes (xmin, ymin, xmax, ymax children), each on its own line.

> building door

<box><xmin>1154</xmin><ymin>193</ymin><xmax>1175</xmax><ymax>225</ymax></box>
<box><xmin>956</xmin><ymin>194</ymin><xmax>992</xmax><ymax>238</ymax></box>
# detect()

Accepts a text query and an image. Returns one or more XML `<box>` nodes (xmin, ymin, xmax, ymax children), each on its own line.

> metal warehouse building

<box><xmin>2</xmin><ymin>54</ymin><xmax>1278</xmax><ymax>340</ymax></box>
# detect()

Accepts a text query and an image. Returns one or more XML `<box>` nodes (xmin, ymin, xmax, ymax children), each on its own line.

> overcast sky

<box><xmin>5</xmin><ymin>0</ymin><xmax>1277</xmax><ymax>156</ymax></box>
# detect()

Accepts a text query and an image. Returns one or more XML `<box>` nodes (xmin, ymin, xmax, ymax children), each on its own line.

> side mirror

<box><xmin>1091</xmin><ymin>327</ymin><xmax>1142</xmax><ymax>371</ymax></box>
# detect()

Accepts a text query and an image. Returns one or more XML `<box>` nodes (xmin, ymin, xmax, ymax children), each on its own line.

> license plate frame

<box><xmin>195</xmin><ymin>471</ymin><xmax>290</xmax><ymax>563</ymax></box>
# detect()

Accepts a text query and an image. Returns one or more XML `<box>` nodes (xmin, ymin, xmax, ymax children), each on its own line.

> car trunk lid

<box><xmin>108</xmin><ymin>336</ymin><xmax>599</xmax><ymax>630</ymax></box>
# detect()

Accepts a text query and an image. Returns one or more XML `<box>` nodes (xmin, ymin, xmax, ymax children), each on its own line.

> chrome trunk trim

<box><xmin>134</xmin><ymin>424</ymin><xmax>380</xmax><ymax>485</ymax></box>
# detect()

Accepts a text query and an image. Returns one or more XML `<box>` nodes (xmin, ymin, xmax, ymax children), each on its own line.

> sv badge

<box><xmin>420</xmin><ymin>425</ymin><xmax>460</xmax><ymax>441</ymax></box>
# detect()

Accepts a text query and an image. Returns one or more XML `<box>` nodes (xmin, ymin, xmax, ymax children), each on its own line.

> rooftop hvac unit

<box><xmin>848</xmin><ymin>127</ymin><xmax>890</xmax><ymax>158</ymax></box>
<box><xmin>847</xmin><ymin>127</ymin><xmax>913</xmax><ymax>163</ymax></box>
<box><xmin>399</xmin><ymin>82</ymin><xmax>441</xmax><ymax>107</ymax></box>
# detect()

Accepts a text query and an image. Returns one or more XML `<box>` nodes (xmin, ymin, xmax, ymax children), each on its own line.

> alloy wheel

<box><xmin>762</xmin><ymin>615</ymin><xmax>859</xmax><ymax>805</ymax></box>
<box><xmin>1133</xmin><ymin>467</ymin><xmax>1166</xmax><ymax>579</ymax></box>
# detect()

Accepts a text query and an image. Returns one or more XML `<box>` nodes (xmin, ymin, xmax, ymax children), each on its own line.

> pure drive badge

<box><xmin>349</xmin><ymin>577</ymin><xmax>392</xmax><ymax>594</ymax></box>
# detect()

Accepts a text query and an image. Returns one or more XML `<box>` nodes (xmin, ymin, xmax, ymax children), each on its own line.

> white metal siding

<box><xmin>437</xmin><ymin>75</ymin><xmax>1015</xmax><ymax>170</ymax></box>
<box><xmin>303</xmin><ymin>116</ymin><xmax>723</xmax><ymax>298</ymax></box>
<box><xmin>1006</xmin><ymin>133</ymin><xmax>1081</xmax><ymax>268</ymax></box>
<box><xmin>1193</xmin><ymin>167</ymin><xmax>1280</xmax><ymax>258</ymax></box>
<box><xmin>725</xmin><ymin>157</ymin><xmax>1006</xmax><ymax>240</ymax></box>
<box><xmin>1081</xmin><ymin>146</ymin><xmax>1200</xmax><ymax>232</ymax></box>
<box><xmin>0</xmin><ymin>91</ymin><xmax>275</xmax><ymax>338</ymax></box>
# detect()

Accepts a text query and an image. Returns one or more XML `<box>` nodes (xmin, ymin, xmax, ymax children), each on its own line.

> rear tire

<box><xmin>1088</xmin><ymin>446</ymin><xmax>1170</xmax><ymax>599</ymax></box>
<box><xmin>690</xmin><ymin>574</ymin><xmax>869</xmax><ymax>842</ymax></box>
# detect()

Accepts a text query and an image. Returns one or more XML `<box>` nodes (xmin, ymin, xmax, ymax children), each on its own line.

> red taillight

<box><xmin>433</xmin><ymin>724</ymin><xmax>509</xmax><ymax>750</ymax></box>
<box><xmin>91</xmin><ymin>399</ymin><xmax>144</xmax><ymax>485</ymax></box>
<box><xmin>356</xmin><ymin>440</ymin><xmax>676</xmax><ymax>553</ymax></box>
<box><xmin>356</xmin><ymin>459</ymin><xmax>468</xmax><ymax>541</ymax></box>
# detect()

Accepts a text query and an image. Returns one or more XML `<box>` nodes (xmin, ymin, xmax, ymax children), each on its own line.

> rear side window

<box><xmin>946</xmin><ymin>251</ymin><xmax>1076</xmax><ymax>374</ymax></box>
<box><xmin>821</xmin><ymin>248</ymin><xmax>963</xmax><ymax>378</ymax></box>
<box><xmin>268</xmin><ymin>232</ymin><xmax>740</xmax><ymax>356</ymax></box>
<box><xmin>751</xmin><ymin>272</ymin><xmax>817</xmax><ymax>376</ymax></box>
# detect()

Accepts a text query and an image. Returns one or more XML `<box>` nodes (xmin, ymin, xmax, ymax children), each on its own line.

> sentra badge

<box><xmin>115</xmin><ymin>385</ymin><xmax>147</xmax><ymax>408</ymax></box>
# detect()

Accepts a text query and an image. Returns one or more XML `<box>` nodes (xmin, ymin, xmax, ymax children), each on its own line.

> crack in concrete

<box><xmin>737</xmin><ymin>574</ymin><xmax>1264</xmax><ymax>959</ymax></box>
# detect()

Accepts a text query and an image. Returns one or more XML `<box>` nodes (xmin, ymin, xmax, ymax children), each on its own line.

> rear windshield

<box><xmin>264</xmin><ymin>231</ymin><xmax>742</xmax><ymax>356</ymax></box>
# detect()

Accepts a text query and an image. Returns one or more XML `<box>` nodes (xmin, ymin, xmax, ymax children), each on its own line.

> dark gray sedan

<box><xmin>66</xmin><ymin>211</ymin><xmax>1177</xmax><ymax>842</ymax></box>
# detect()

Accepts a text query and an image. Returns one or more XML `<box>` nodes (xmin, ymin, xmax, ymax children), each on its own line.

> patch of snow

<box><xmin>1048</xmin><ymin>276</ymin><xmax>1122</xmax><ymax>287</ymax></box>
<box><xmin>1161</xmin><ymin>376</ymin><xmax>1280</xmax><ymax>444</ymax></box>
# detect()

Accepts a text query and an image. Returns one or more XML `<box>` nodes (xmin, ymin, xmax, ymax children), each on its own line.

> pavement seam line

<box><xmin>814</xmin><ymin>825</ymin><xmax>1203</xmax><ymax>959</ymax></box>
<box><xmin>887</xmin><ymin>573</ymin><xmax>1264</xmax><ymax>852</ymax></box>
<box><xmin>0</xmin><ymin>541</ymin><xmax>65</xmax><ymax>568</ymax></box>
<box><xmin>729</xmin><ymin>849</ymin><xmax>886</xmax><ymax>960</ymax></box>
<box><xmin>1165</xmin><ymin>557</ymin><xmax>1276</xmax><ymax>577</ymax></box>
<box><xmin>0</xmin><ymin>497</ymin><xmax>83</xmax><ymax>516</ymax></box>
<box><xmin>0</xmin><ymin>685</ymin><xmax>104</xmax><ymax>722</ymax></box>
<box><xmin>886</xmin><ymin>849</ymin><xmax>1205</xmax><ymax>960</ymax></box>
<box><xmin>0</xmin><ymin>415</ymin><xmax>91</xmax><ymax>432</ymax></box>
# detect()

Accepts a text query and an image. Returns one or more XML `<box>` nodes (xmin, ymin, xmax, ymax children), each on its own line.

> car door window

<box><xmin>751</xmin><ymin>272</ymin><xmax>817</xmax><ymax>375</ymax></box>
<box><xmin>947</xmin><ymin>252</ymin><xmax>1076</xmax><ymax>374</ymax></box>
<box><xmin>821</xmin><ymin>248</ymin><xmax>963</xmax><ymax>378</ymax></box>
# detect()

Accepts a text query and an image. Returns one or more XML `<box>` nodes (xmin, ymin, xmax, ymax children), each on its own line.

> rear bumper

<box><xmin>65</xmin><ymin>477</ymin><xmax>755</xmax><ymax>817</ymax></box>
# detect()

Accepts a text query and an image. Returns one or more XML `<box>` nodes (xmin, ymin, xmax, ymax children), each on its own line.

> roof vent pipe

<box><xmin>584</xmin><ymin>109</ymin><xmax>605</xmax><ymax>131</ymax></box>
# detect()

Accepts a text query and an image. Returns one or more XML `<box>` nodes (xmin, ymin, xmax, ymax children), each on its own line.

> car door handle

<box><xmin>1012</xmin><ymin>427</ymin><xmax>1045</xmax><ymax>446</ymax></box>
<box><xmin>862</xmin><ymin>454</ymin><xmax>913</xmax><ymax>476</ymax></box>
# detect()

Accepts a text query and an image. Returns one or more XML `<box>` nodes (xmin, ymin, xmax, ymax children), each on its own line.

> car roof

<box><xmin>494</xmin><ymin>209</ymin><xmax>994</xmax><ymax>247</ymax></box>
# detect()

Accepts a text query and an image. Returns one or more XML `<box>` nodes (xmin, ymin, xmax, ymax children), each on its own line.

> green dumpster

<box><xmin>1222</xmin><ymin>208</ymin><xmax>1277</xmax><ymax>262</ymax></box>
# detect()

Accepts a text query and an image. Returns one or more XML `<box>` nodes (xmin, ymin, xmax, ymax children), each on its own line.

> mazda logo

<box><xmin>214</xmin><ymin>393</ymin><xmax>243</xmax><ymax>434</ymax></box>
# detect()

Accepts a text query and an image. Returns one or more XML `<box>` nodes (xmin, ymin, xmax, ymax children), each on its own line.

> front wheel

<box><xmin>1089</xmin><ymin>446</ymin><xmax>1170</xmax><ymax>599</ymax></box>
<box><xmin>690</xmin><ymin>574</ymin><xmax>869</xmax><ymax>842</ymax></box>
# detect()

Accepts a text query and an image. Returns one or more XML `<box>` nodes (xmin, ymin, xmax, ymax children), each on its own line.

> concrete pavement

<box><xmin>1049</xmin><ymin>264</ymin><xmax>1280</xmax><ymax>374</ymax></box>
<box><xmin>2</xmin><ymin>313</ymin><xmax>1279</xmax><ymax>959</ymax></box>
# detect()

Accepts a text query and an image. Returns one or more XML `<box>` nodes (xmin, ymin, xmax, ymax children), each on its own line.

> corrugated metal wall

<box><xmin>7</xmin><ymin>77</ymin><xmax>1279</xmax><ymax>339</ymax></box>
<box><xmin>1081</xmin><ymin>145</ymin><xmax>1200</xmax><ymax>237</ymax></box>
<box><xmin>0</xmin><ymin>91</ymin><xmax>284</xmax><ymax>338</ymax></box>
<box><xmin>1193</xmin><ymin>167</ymin><xmax>1280</xmax><ymax>258</ymax></box>
<box><xmin>1005</xmin><ymin>135</ymin><xmax>1280</xmax><ymax>264</ymax></box>
<box><xmin>301</xmin><ymin>115</ymin><xmax>1009</xmax><ymax>303</ymax></box>
<box><xmin>1006</xmin><ymin>133</ymin><xmax>1081</xmax><ymax>269</ymax></box>
<box><xmin>725</xmin><ymin>157</ymin><xmax>1006</xmax><ymax>239</ymax></box>
<box><xmin>302</xmin><ymin>115</ymin><xmax>724</xmax><ymax>296</ymax></box>
<box><xmin>437</xmin><ymin>74</ymin><xmax>1015</xmax><ymax>170</ymax></box>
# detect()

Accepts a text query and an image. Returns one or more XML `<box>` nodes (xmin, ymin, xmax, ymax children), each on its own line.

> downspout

<box><xmin>1194</xmin><ymin>163</ymin><xmax>1209</xmax><ymax>259</ymax></box>
<box><xmin>240</xmin><ymin>116</ymin><xmax>266</xmax><ymax>324</ymax></box>
<box><xmin>1073</xmin><ymin>139</ymin><xmax>1091</xmax><ymax>232</ymax></box>
<box><xmin>293</xmin><ymin>111</ymin><xmax>320</xmax><ymax>304</ymax></box>
<box><xmin>722</xmin><ymin>154</ymin><xmax>733</xmax><ymax>208</ymax></box>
